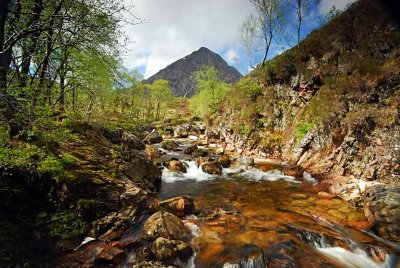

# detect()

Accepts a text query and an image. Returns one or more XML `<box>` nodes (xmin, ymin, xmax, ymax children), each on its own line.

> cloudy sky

<box><xmin>121</xmin><ymin>0</ymin><xmax>355</xmax><ymax>78</ymax></box>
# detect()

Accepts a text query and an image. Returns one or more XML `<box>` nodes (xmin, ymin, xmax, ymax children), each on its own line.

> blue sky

<box><xmin>122</xmin><ymin>0</ymin><xmax>355</xmax><ymax>78</ymax></box>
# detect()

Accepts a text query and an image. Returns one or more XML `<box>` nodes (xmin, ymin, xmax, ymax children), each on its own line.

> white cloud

<box><xmin>122</xmin><ymin>0</ymin><xmax>255</xmax><ymax>78</ymax></box>
<box><xmin>318</xmin><ymin>0</ymin><xmax>357</xmax><ymax>14</ymax></box>
<box><xmin>224</xmin><ymin>49</ymin><xmax>239</xmax><ymax>65</ymax></box>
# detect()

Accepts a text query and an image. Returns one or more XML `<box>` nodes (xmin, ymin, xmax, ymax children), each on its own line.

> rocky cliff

<box><xmin>144</xmin><ymin>47</ymin><xmax>242</xmax><ymax>97</ymax></box>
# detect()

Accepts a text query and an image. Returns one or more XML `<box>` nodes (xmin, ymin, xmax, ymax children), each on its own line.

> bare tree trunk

<box><xmin>20</xmin><ymin>0</ymin><xmax>43</xmax><ymax>88</ymax></box>
<box><xmin>297</xmin><ymin>0</ymin><xmax>302</xmax><ymax>47</ymax></box>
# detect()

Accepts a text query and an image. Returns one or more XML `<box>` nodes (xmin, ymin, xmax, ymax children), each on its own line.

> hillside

<box><xmin>144</xmin><ymin>47</ymin><xmax>242</xmax><ymax>97</ymax></box>
<box><xmin>205</xmin><ymin>0</ymin><xmax>400</xmax><ymax>238</ymax></box>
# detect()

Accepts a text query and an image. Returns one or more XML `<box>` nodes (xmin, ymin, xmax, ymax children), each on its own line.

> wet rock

<box><xmin>144</xmin><ymin>145</ymin><xmax>161</xmax><ymax>160</ymax></box>
<box><xmin>217</xmin><ymin>154</ymin><xmax>231</xmax><ymax>168</ymax></box>
<box><xmin>192</xmin><ymin>148</ymin><xmax>208</xmax><ymax>157</ymax></box>
<box><xmin>145</xmin><ymin>132</ymin><xmax>163</xmax><ymax>144</ymax></box>
<box><xmin>161</xmin><ymin>140</ymin><xmax>179</xmax><ymax>151</ymax></box>
<box><xmin>266</xmin><ymin>240</ymin><xmax>299</xmax><ymax>268</ymax></box>
<box><xmin>202</xmin><ymin>161</ymin><xmax>222</xmax><ymax>175</ymax></box>
<box><xmin>132</xmin><ymin>261</ymin><xmax>175</xmax><ymax>268</ymax></box>
<box><xmin>142</xmin><ymin>211</ymin><xmax>188</xmax><ymax>240</ymax></box>
<box><xmin>195</xmin><ymin>156</ymin><xmax>210</xmax><ymax>168</ymax></box>
<box><xmin>284</xmin><ymin>165</ymin><xmax>304</xmax><ymax>177</ymax></box>
<box><xmin>317</xmin><ymin>191</ymin><xmax>334</xmax><ymax>199</ymax></box>
<box><xmin>221</xmin><ymin>244</ymin><xmax>265</xmax><ymax>267</ymax></box>
<box><xmin>95</xmin><ymin>246</ymin><xmax>126</xmax><ymax>265</ymax></box>
<box><xmin>238</xmin><ymin>156</ymin><xmax>254</xmax><ymax>166</ymax></box>
<box><xmin>183</xmin><ymin>144</ymin><xmax>198</xmax><ymax>154</ymax></box>
<box><xmin>159</xmin><ymin>196</ymin><xmax>195</xmax><ymax>217</ymax></box>
<box><xmin>151</xmin><ymin>237</ymin><xmax>193</xmax><ymax>262</ymax></box>
<box><xmin>122</xmin><ymin>132</ymin><xmax>145</xmax><ymax>151</ymax></box>
<box><xmin>169</xmin><ymin>160</ymin><xmax>187</xmax><ymax>173</ymax></box>
<box><xmin>364</xmin><ymin>185</ymin><xmax>400</xmax><ymax>241</ymax></box>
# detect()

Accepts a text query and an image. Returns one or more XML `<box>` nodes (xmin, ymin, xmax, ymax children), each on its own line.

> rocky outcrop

<box><xmin>364</xmin><ymin>185</ymin><xmax>400</xmax><ymax>241</ymax></box>
<box><xmin>144</xmin><ymin>47</ymin><xmax>242</xmax><ymax>97</ymax></box>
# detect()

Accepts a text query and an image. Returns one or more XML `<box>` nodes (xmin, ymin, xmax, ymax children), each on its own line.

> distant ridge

<box><xmin>143</xmin><ymin>47</ymin><xmax>242</xmax><ymax>97</ymax></box>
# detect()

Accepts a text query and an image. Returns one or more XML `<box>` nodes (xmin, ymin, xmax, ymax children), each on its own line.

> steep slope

<box><xmin>144</xmin><ymin>47</ymin><xmax>242</xmax><ymax>97</ymax></box>
<box><xmin>207</xmin><ymin>0</ymin><xmax>400</xmax><ymax>240</ymax></box>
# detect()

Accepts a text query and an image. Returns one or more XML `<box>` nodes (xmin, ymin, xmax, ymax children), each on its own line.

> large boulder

<box><xmin>202</xmin><ymin>161</ymin><xmax>222</xmax><ymax>175</ymax></box>
<box><xmin>364</xmin><ymin>185</ymin><xmax>400</xmax><ymax>241</ymax></box>
<box><xmin>158</xmin><ymin>196</ymin><xmax>195</xmax><ymax>217</ymax></box>
<box><xmin>161</xmin><ymin>140</ymin><xmax>179</xmax><ymax>151</ymax></box>
<box><xmin>122</xmin><ymin>132</ymin><xmax>145</xmax><ymax>151</ymax></box>
<box><xmin>151</xmin><ymin>237</ymin><xmax>192</xmax><ymax>262</ymax></box>
<box><xmin>168</xmin><ymin>160</ymin><xmax>187</xmax><ymax>173</ymax></box>
<box><xmin>142</xmin><ymin>211</ymin><xmax>188</xmax><ymax>240</ymax></box>
<box><xmin>145</xmin><ymin>132</ymin><xmax>163</xmax><ymax>144</ymax></box>
<box><xmin>121</xmin><ymin>153</ymin><xmax>162</xmax><ymax>192</ymax></box>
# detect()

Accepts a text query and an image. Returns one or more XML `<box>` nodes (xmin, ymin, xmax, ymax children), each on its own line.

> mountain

<box><xmin>143</xmin><ymin>47</ymin><xmax>242</xmax><ymax>97</ymax></box>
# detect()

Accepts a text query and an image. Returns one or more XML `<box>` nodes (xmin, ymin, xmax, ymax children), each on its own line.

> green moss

<box><xmin>61</xmin><ymin>153</ymin><xmax>77</xmax><ymax>167</ymax></box>
<box><xmin>49</xmin><ymin>210</ymin><xmax>87</xmax><ymax>239</ymax></box>
<box><xmin>295</xmin><ymin>121</ymin><xmax>314</xmax><ymax>142</ymax></box>
<box><xmin>38</xmin><ymin>155</ymin><xmax>64</xmax><ymax>174</ymax></box>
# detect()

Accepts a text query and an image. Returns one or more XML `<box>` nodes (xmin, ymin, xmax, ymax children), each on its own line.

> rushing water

<box><xmin>155</xmin><ymin>141</ymin><xmax>399</xmax><ymax>268</ymax></box>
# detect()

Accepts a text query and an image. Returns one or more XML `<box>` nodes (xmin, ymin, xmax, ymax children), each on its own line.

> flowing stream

<box><xmin>153</xmin><ymin>140</ymin><xmax>399</xmax><ymax>268</ymax></box>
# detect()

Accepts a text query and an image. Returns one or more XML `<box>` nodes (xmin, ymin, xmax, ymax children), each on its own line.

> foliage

<box><xmin>189</xmin><ymin>66</ymin><xmax>232</xmax><ymax>117</ymax></box>
<box><xmin>49</xmin><ymin>210</ymin><xmax>87</xmax><ymax>239</ymax></box>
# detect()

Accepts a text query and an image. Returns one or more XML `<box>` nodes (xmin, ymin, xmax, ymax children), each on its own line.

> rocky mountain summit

<box><xmin>144</xmin><ymin>47</ymin><xmax>242</xmax><ymax>97</ymax></box>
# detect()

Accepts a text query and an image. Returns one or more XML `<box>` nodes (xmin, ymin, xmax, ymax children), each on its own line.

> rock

<box><xmin>183</xmin><ymin>144</ymin><xmax>198</xmax><ymax>154</ymax></box>
<box><xmin>158</xmin><ymin>196</ymin><xmax>195</xmax><ymax>217</ymax></box>
<box><xmin>364</xmin><ymin>185</ymin><xmax>400</xmax><ymax>241</ymax></box>
<box><xmin>217</xmin><ymin>154</ymin><xmax>231</xmax><ymax>168</ymax></box>
<box><xmin>192</xmin><ymin>148</ymin><xmax>208</xmax><ymax>157</ymax></box>
<box><xmin>95</xmin><ymin>246</ymin><xmax>126</xmax><ymax>264</ymax></box>
<box><xmin>144</xmin><ymin>146</ymin><xmax>160</xmax><ymax>160</ymax></box>
<box><xmin>266</xmin><ymin>240</ymin><xmax>300</xmax><ymax>268</ymax></box>
<box><xmin>284</xmin><ymin>165</ymin><xmax>304</xmax><ymax>177</ymax></box>
<box><xmin>329</xmin><ymin>179</ymin><xmax>382</xmax><ymax>206</ymax></box>
<box><xmin>169</xmin><ymin>160</ymin><xmax>187</xmax><ymax>173</ymax></box>
<box><xmin>238</xmin><ymin>157</ymin><xmax>254</xmax><ymax>166</ymax></box>
<box><xmin>121</xmin><ymin>153</ymin><xmax>162</xmax><ymax>192</ymax></box>
<box><xmin>142</xmin><ymin>211</ymin><xmax>188</xmax><ymax>240</ymax></box>
<box><xmin>122</xmin><ymin>132</ymin><xmax>145</xmax><ymax>151</ymax></box>
<box><xmin>221</xmin><ymin>244</ymin><xmax>265</xmax><ymax>267</ymax></box>
<box><xmin>317</xmin><ymin>191</ymin><xmax>334</xmax><ymax>199</ymax></box>
<box><xmin>132</xmin><ymin>261</ymin><xmax>175</xmax><ymax>268</ymax></box>
<box><xmin>174</xmin><ymin>125</ymin><xmax>189</xmax><ymax>138</ymax></box>
<box><xmin>161</xmin><ymin>140</ymin><xmax>179</xmax><ymax>151</ymax></box>
<box><xmin>151</xmin><ymin>237</ymin><xmax>193</xmax><ymax>262</ymax></box>
<box><xmin>110</xmin><ymin>128</ymin><xmax>125</xmax><ymax>144</ymax></box>
<box><xmin>202</xmin><ymin>161</ymin><xmax>222</xmax><ymax>175</ymax></box>
<box><xmin>145</xmin><ymin>132</ymin><xmax>163</xmax><ymax>144</ymax></box>
<box><xmin>188</xmin><ymin>135</ymin><xmax>199</xmax><ymax>140</ymax></box>
<box><xmin>195</xmin><ymin>156</ymin><xmax>209</xmax><ymax>168</ymax></box>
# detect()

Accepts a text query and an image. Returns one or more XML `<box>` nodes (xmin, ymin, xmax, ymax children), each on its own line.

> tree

<box><xmin>288</xmin><ymin>0</ymin><xmax>313</xmax><ymax>47</ymax></box>
<box><xmin>242</xmin><ymin>0</ymin><xmax>286</xmax><ymax>67</ymax></box>
<box><xmin>149</xmin><ymin>79</ymin><xmax>173</xmax><ymax>120</ymax></box>
<box><xmin>189</xmin><ymin>66</ymin><xmax>231</xmax><ymax>117</ymax></box>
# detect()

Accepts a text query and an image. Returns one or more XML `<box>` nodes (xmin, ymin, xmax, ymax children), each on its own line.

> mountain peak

<box><xmin>144</xmin><ymin>48</ymin><xmax>242</xmax><ymax>97</ymax></box>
